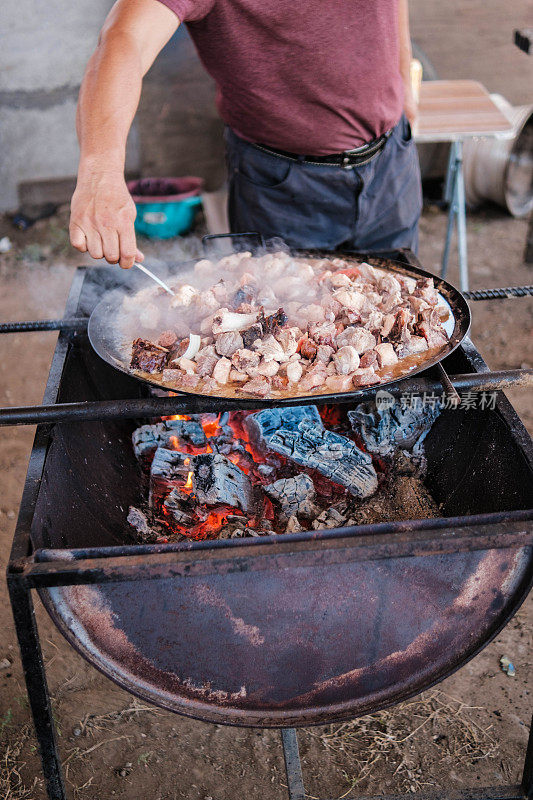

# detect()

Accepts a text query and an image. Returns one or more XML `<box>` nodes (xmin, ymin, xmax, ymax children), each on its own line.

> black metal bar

<box><xmin>7</xmin><ymin>576</ymin><xmax>66</xmax><ymax>800</ymax></box>
<box><xmin>0</xmin><ymin>318</ymin><xmax>87</xmax><ymax>333</ymax></box>
<box><xmin>436</xmin><ymin>362</ymin><xmax>461</xmax><ymax>403</ymax></box>
<box><xmin>281</xmin><ymin>729</ymin><xmax>306</xmax><ymax>800</ymax></box>
<box><xmin>32</xmin><ymin>508</ymin><xmax>533</xmax><ymax>561</ymax></box>
<box><xmin>12</xmin><ymin>519</ymin><xmax>533</xmax><ymax>588</ymax></box>
<box><xmin>523</xmin><ymin>712</ymin><xmax>533</xmax><ymax>799</ymax></box>
<box><xmin>0</xmin><ymin>369</ymin><xmax>531</xmax><ymax>427</ymax></box>
<box><xmin>464</xmin><ymin>285</ymin><xmax>533</xmax><ymax>300</ymax></box>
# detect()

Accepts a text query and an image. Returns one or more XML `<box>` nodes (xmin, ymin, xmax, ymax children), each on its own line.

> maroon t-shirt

<box><xmin>157</xmin><ymin>0</ymin><xmax>403</xmax><ymax>155</ymax></box>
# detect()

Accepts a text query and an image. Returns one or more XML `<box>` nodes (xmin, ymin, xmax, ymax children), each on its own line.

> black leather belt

<box><xmin>255</xmin><ymin>129</ymin><xmax>393</xmax><ymax>169</ymax></box>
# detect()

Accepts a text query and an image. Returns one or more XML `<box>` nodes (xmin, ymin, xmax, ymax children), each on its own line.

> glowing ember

<box><xmin>184</xmin><ymin>471</ymin><xmax>193</xmax><ymax>490</ymax></box>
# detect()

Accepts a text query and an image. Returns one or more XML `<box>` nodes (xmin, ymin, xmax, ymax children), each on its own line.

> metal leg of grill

<box><xmin>281</xmin><ymin>729</ymin><xmax>306</xmax><ymax>800</ymax></box>
<box><xmin>7</xmin><ymin>576</ymin><xmax>66</xmax><ymax>800</ymax></box>
<box><xmin>441</xmin><ymin>140</ymin><xmax>470</xmax><ymax>291</ymax></box>
<box><xmin>523</xmin><ymin>712</ymin><xmax>533</xmax><ymax>799</ymax></box>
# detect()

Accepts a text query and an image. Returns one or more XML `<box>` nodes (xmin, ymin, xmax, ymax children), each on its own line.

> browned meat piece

<box><xmin>283</xmin><ymin>360</ymin><xmax>303</xmax><ymax>384</ymax></box>
<box><xmin>381</xmin><ymin>314</ymin><xmax>396</xmax><ymax>338</ymax></box>
<box><xmin>309</xmin><ymin>321</ymin><xmax>337</xmax><ymax>346</ymax></box>
<box><xmin>253</xmin><ymin>334</ymin><xmax>288</xmax><ymax>362</ymax></box>
<box><xmin>333</xmin><ymin>287</ymin><xmax>366</xmax><ymax>313</ymax></box>
<box><xmin>374</xmin><ymin>342</ymin><xmax>398</xmax><ymax>367</ymax></box>
<box><xmin>316</xmin><ymin>344</ymin><xmax>334</xmax><ymax>363</ymax></box>
<box><xmin>231</xmin><ymin>348</ymin><xmax>261</xmax><ymax>373</ymax></box>
<box><xmin>162</xmin><ymin>369</ymin><xmax>200</xmax><ymax>390</ymax></box>
<box><xmin>195</xmin><ymin>346</ymin><xmax>220</xmax><ymax>377</ymax></box>
<box><xmin>241</xmin><ymin>322</ymin><xmax>264</xmax><ymax>348</ymax></box>
<box><xmin>157</xmin><ymin>330</ymin><xmax>178</xmax><ymax>349</ymax></box>
<box><xmin>333</xmin><ymin>345</ymin><xmax>360</xmax><ymax>375</ymax></box>
<box><xmin>275</xmin><ymin>328</ymin><xmax>299</xmax><ymax>358</ymax></box>
<box><xmin>416</xmin><ymin>320</ymin><xmax>448</xmax><ymax>348</ymax></box>
<box><xmin>299</xmin><ymin>369</ymin><xmax>327</xmax><ymax>391</ymax></box>
<box><xmin>131</xmin><ymin>338</ymin><xmax>169</xmax><ymax>373</ymax></box>
<box><xmin>272</xmin><ymin>374</ymin><xmax>288</xmax><ymax>391</ymax></box>
<box><xmin>325</xmin><ymin>373</ymin><xmax>356</xmax><ymax>392</ymax></box>
<box><xmin>299</xmin><ymin>337</ymin><xmax>317</xmax><ymax>360</ymax></box>
<box><xmin>215</xmin><ymin>331</ymin><xmax>243</xmax><ymax>357</ymax></box>
<box><xmin>257</xmin><ymin>359</ymin><xmax>280</xmax><ymax>377</ymax></box>
<box><xmin>414</xmin><ymin>278</ymin><xmax>438</xmax><ymax>306</ymax></box>
<box><xmin>212</xmin><ymin>357</ymin><xmax>232</xmax><ymax>384</ymax></box>
<box><xmin>359</xmin><ymin>350</ymin><xmax>378</xmax><ymax>368</ymax></box>
<box><xmin>387</xmin><ymin>308</ymin><xmax>412</xmax><ymax>345</ymax></box>
<box><xmin>229</xmin><ymin>368</ymin><xmax>248</xmax><ymax>383</ymax></box>
<box><xmin>414</xmin><ymin>306</ymin><xmax>448</xmax><ymax>348</ymax></box>
<box><xmin>397</xmin><ymin>274</ymin><xmax>417</xmax><ymax>294</ymax></box>
<box><xmin>336</xmin><ymin>326</ymin><xmax>376</xmax><ymax>353</ymax></box>
<box><xmin>236</xmin><ymin>302</ymin><xmax>256</xmax><ymax>314</ymax></box>
<box><xmin>352</xmin><ymin>367</ymin><xmax>379</xmax><ymax>387</ymax></box>
<box><xmin>397</xmin><ymin>335</ymin><xmax>428</xmax><ymax>357</ymax></box>
<box><xmin>262</xmin><ymin>307</ymin><xmax>288</xmax><ymax>334</ymax></box>
<box><xmin>241</xmin><ymin>377</ymin><xmax>272</xmax><ymax>397</ymax></box>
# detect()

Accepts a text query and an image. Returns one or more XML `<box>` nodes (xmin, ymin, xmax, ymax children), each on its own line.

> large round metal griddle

<box><xmin>87</xmin><ymin>255</ymin><xmax>471</xmax><ymax>404</ymax></box>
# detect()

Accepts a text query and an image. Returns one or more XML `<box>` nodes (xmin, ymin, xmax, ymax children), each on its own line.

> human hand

<box><xmin>69</xmin><ymin>168</ymin><xmax>143</xmax><ymax>269</ymax></box>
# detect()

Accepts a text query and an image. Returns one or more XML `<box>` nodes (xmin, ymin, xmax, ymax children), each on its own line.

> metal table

<box><xmin>415</xmin><ymin>80</ymin><xmax>514</xmax><ymax>291</ymax></box>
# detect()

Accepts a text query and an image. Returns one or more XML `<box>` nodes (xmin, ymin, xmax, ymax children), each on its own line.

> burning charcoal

<box><xmin>130</xmin><ymin>338</ymin><xmax>169</xmax><ymax>374</ymax></box>
<box><xmin>132</xmin><ymin>419</ymin><xmax>207</xmax><ymax>460</ymax></box>
<box><xmin>285</xmin><ymin>515</ymin><xmax>305</xmax><ymax>533</ymax></box>
<box><xmin>163</xmin><ymin>488</ymin><xmax>196</xmax><ymax>526</ymax></box>
<box><xmin>150</xmin><ymin>447</ymin><xmax>192</xmax><ymax>480</ymax></box>
<box><xmin>245</xmin><ymin>405</ymin><xmax>322</xmax><ymax>451</ymax></box>
<box><xmin>264</xmin><ymin>474</ymin><xmax>317</xmax><ymax>521</ymax></box>
<box><xmin>127</xmin><ymin>506</ymin><xmax>155</xmax><ymax>541</ymax></box>
<box><xmin>266</xmin><ymin>421</ymin><xmax>378</xmax><ymax>498</ymax></box>
<box><xmin>192</xmin><ymin>453</ymin><xmax>258</xmax><ymax>514</ymax></box>
<box><xmin>311</xmin><ymin>507</ymin><xmax>348</xmax><ymax>530</ymax></box>
<box><xmin>348</xmin><ymin>400</ymin><xmax>441</xmax><ymax>456</ymax></box>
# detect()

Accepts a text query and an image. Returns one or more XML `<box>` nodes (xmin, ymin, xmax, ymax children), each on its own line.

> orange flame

<box><xmin>184</xmin><ymin>471</ymin><xmax>193</xmax><ymax>490</ymax></box>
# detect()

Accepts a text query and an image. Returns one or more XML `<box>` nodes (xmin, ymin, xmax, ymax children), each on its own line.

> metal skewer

<box><xmin>134</xmin><ymin>262</ymin><xmax>175</xmax><ymax>296</ymax></box>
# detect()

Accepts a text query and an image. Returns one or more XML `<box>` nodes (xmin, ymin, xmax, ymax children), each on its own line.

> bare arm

<box><xmin>70</xmin><ymin>0</ymin><xmax>179</xmax><ymax>268</ymax></box>
<box><xmin>398</xmin><ymin>0</ymin><xmax>417</xmax><ymax>126</ymax></box>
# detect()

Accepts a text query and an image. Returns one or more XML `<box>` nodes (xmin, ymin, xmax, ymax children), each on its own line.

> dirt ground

<box><xmin>1</xmin><ymin>1</ymin><xmax>533</xmax><ymax>794</ymax></box>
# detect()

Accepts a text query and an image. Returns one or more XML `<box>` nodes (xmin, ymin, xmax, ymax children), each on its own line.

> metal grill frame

<box><xmin>6</xmin><ymin>262</ymin><xmax>533</xmax><ymax>800</ymax></box>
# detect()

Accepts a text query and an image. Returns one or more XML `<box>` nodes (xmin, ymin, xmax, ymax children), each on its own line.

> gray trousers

<box><xmin>225</xmin><ymin>115</ymin><xmax>422</xmax><ymax>254</ymax></box>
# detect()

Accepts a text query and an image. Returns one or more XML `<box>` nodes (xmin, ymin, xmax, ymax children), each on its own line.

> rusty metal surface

<box><xmin>39</xmin><ymin>543</ymin><xmax>532</xmax><ymax>726</ymax></box>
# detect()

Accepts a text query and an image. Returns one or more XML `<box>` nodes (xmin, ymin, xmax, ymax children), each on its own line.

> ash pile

<box><xmin>127</xmin><ymin>398</ymin><xmax>441</xmax><ymax>543</ymax></box>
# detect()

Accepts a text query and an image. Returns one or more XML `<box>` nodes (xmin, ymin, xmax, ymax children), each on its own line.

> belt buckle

<box><xmin>341</xmin><ymin>154</ymin><xmax>352</xmax><ymax>170</ymax></box>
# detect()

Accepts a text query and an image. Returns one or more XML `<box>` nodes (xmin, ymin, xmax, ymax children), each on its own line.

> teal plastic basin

<box><xmin>127</xmin><ymin>177</ymin><xmax>204</xmax><ymax>239</ymax></box>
